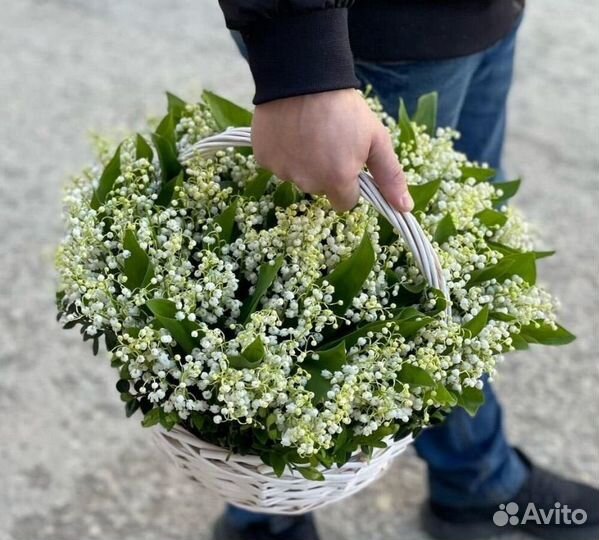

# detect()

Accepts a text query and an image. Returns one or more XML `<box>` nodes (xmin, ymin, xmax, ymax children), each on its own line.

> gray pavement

<box><xmin>1</xmin><ymin>1</ymin><xmax>598</xmax><ymax>539</ymax></box>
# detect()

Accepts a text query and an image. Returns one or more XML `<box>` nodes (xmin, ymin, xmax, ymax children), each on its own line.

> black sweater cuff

<box><xmin>241</xmin><ymin>9</ymin><xmax>360</xmax><ymax>105</ymax></box>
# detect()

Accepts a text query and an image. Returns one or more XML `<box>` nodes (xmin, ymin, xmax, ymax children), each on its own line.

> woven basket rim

<box><xmin>155</xmin><ymin>424</ymin><xmax>414</xmax><ymax>471</ymax></box>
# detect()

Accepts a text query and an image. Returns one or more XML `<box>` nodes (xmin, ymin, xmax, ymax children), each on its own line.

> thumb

<box><xmin>366</xmin><ymin>124</ymin><xmax>413</xmax><ymax>212</ymax></box>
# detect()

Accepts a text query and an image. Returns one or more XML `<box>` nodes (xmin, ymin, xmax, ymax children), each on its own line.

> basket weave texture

<box><xmin>152</xmin><ymin>127</ymin><xmax>447</xmax><ymax>514</ymax></box>
<box><xmin>153</xmin><ymin>426</ymin><xmax>413</xmax><ymax>515</ymax></box>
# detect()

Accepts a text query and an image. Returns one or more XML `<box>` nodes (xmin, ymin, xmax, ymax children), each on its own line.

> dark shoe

<box><xmin>213</xmin><ymin>513</ymin><xmax>321</xmax><ymax>540</ymax></box>
<box><xmin>421</xmin><ymin>448</ymin><xmax>599</xmax><ymax>540</ymax></box>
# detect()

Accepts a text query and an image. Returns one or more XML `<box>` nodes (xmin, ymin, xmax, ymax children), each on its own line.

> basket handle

<box><xmin>178</xmin><ymin>127</ymin><xmax>450</xmax><ymax>313</ymax></box>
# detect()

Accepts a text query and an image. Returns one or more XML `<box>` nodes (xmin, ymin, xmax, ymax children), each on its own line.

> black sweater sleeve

<box><xmin>218</xmin><ymin>1</ymin><xmax>360</xmax><ymax>104</ymax></box>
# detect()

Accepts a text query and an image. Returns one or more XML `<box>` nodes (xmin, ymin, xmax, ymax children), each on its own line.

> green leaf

<box><xmin>356</xmin><ymin>425</ymin><xmax>397</xmax><ymax>447</ymax></box>
<box><xmin>166</xmin><ymin>92</ymin><xmax>187</xmax><ymax>124</ymax></box>
<box><xmin>519</xmin><ymin>321</ymin><xmax>576</xmax><ymax>346</ymax></box>
<box><xmin>239</xmin><ymin>255</ymin><xmax>284</xmax><ymax>324</ymax></box>
<box><xmin>273</xmin><ymin>181</ymin><xmax>299</xmax><ymax>208</ymax></box>
<box><xmin>424</xmin><ymin>287</ymin><xmax>448</xmax><ymax>316</ymax></box>
<box><xmin>398</xmin><ymin>98</ymin><xmax>416</xmax><ymax>146</ymax></box>
<box><xmin>533</xmin><ymin>250</ymin><xmax>555</xmax><ymax>260</ymax></box>
<box><xmin>490</xmin><ymin>311</ymin><xmax>517</xmax><ymax>322</ymax></box>
<box><xmin>214</xmin><ymin>199</ymin><xmax>238</xmax><ymax>244</ymax></box>
<box><xmin>157</xmin><ymin>316</ymin><xmax>201</xmax><ymax>353</ymax></box>
<box><xmin>124</xmin><ymin>327</ymin><xmax>140</xmax><ymax>338</ymax></box>
<box><xmin>295</xmin><ymin>466</ymin><xmax>325</xmax><ymax>481</ymax></box>
<box><xmin>155</xmin><ymin>112</ymin><xmax>177</xmax><ymax>151</ymax></box>
<box><xmin>123</xmin><ymin>229</ymin><xmax>154</xmax><ymax>290</ymax></box>
<box><xmin>159</xmin><ymin>409</ymin><xmax>180</xmax><ymax>430</ymax></box>
<box><xmin>434</xmin><ymin>214</ymin><xmax>457</xmax><ymax>244</ymax></box>
<box><xmin>333</xmin><ymin>428</ymin><xmax>351</xmax><ymax>453</ymax></box>
<box><xmin>469</xmin><ymin>252</ymin><xmax>537</xmax><ymax>286</ymax></box>
<box><xmin>409</xmin><ymin>180</ymin><xmax>442</xmax><ymax>213</ymax></box>
<box><xmin>62</xmin><ymin>319</ymin><xmax>81</xmax><ymax>330</ymax></box>
<box><xmin>377</xmin><ymin>214</ymin><xmax>398</xmax><ymax>246</ymax></box>
<box><xmin>510</xmin><ymin>333</ymin><xmax>529</xmax><ymax>350</ymax></box>
<box><xmin>402</xmin><ymin>281</ymin><xmax>426</xmax><ymax>294</ymax></box>
<box><xmin>486</xmin><ymin>240</ymin><xmax>518</xmax><ymax>256</ymax></box>
<box><xmin>324</xmin><ymin>233</ymin><xmax>376</xmax><ymax>315</ymax></box>
<box><xmin>463</xmin><ymin>305</ymin><xmax>490</xmax><ymax>338</ymax></box>
<box><xmin>266</xmin><ymin>413</ymin><xmax>278</xmax><ymax>439</ymax></box>
<box><xmin>323</xmin><ymin>307</ymin><xmax>431</xmax><ymax>350</ymax></box>
<box><xmin>486</xmin><ymin>240</ymin><xmax>555</xmax><ymax>261</ymax></box>
<box><xmin>493</xmin><ymin>179</ymin><xmax>521</xmax><ymax>206</ymax></box>
<box><xmin>119</xmin><ymin>364</ymin><xmax>129</xmax><ymax>380</ymax></box>
<box><xmin>116</xmin><ymin>379</ymin><xmax>130</xmax><ymax>393</ymax></box>
<box><xmin>243</xmin><ymin>337</ymin><xmax>266</xmax><ymax>363</ymax></box>
<box><xmin>475</xmin><ymin>208</ymin><xmax>508</xmax><ymax>228</ymax></box>
<box><xmin>146</xmin><ymin>298</ymin><xmax>178</xmax><ymax>318</ymax></box>
<box><xmin>104</xmin><ymin>329</ymin><xmax>118</xmax><ymax>351</ymax></box>
<box><xmin>125</xmin><ymin>399</ymin><xmax>140</xmax><ymax>418</ymax></box>
<box><xmin>327</xmin><ymin>320</ymin><xmax>391</xmax><ymax>351</ymax></box>
<box><xmin>136</xmin><ymin>134</ymin><xmax>153</xmax><ymax>161</ymax></box>
<box><xmin>202</xmin><ymin>90</ymin><xmax>252</xmax><ymax>129</ymax></box>
<box><xmin>151</xmin><ymin>132</ymin><xmax>181</xmax><ymax>182</ymax></box>
<box><xmin>90</xmin><ymin>144</ymin><xmax>121</xmax><ymax>209</ymax></box>
<box><xmin>155</xmin><ymin>170</ymin><xmax>184</xmax><ymax>207</ymax></box>
<box><xmin>396</xmin><ymin>313</ymin><xmax>434</xmax><ymax>336</ymax></box>
<box><xmin>397</xmin><ymin>363</ymin><xmax>435</xmax><ymax>387</ymax></box>
<box><xmin>316</xmin><ymin>450</ymin><xmax>335</xmax><ymax>468</ymax></box>
<box><xmin>303</xmin><ymin>342</ymin><xmax>347</xmax><ymax>402</ymax></box>
<box><xmin>505</xmin><ymin>252</ymin><xmax>537</xmax><ymax>284</ymax></box>
<box><xmin>243</xmin><ymin>168</ymin><xmax>272</xmax><ymax>199</ymax></box>
<box><xmin>190</xmin><ymin>412</ymin><xmax>206</xmax><ymax>432</ymax></box>
<box><xmin>254</xmin><ymin>428</ymin><xmax>269</xmax><ymax>445</ymax></box>
<box><xmin>141</xmin><ymin>408</ymin><xmax>161</xmax><ymax>428</ymax></box>
<box><xmin>229</xmin><ymin>337</ymin><xmax>266</xmax><ymax>369</ymax></box>
<box><xmin>383</xmin><ymin>270</ymin><xmax>400</xmax><ymax>287</ymax></box>
<box><xmin>110</xmin><ymin>356</ymin><xmax>123</xmax><ymax>369</ymax></box>
<box><xmin>456</xmin><ymin>387</ymin><xmax>485</xmax><ymax>416</ymax></box>
<box><xmin>56</xmin><ymin>289</ymin><xmax>66</xmax><ymax>304</ymax></box>
<box><xmin>146</xmin><ymin>299</ymin><xmax>204</xmax><ymax>353</ymax></box>
<box><xmin>460</xmin><ymin>165</ymin><xmax>496</xmax><ymax>183</ymax></box>
<box><xmin>412</xmin><ymin>92</ymin><xmax>438</xmax><ymax>136</ymax></box>
<box><xmin>270</xmin><ymin>453</ymin><xmax>287</xmax><ymax>477</ymax></box>
<box><xmin>433</xmin><ymin>384</ymin><xmax>458</xmax><ymax>407</ymax></box>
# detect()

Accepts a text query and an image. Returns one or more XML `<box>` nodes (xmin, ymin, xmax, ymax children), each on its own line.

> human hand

<box><xmin>251</xmin><ymin>89</ymin><xmax>413</xmax><ymax>212</ymax></box>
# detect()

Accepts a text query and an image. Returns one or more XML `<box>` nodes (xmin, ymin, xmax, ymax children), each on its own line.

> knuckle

<box><xmin>293</xmin><ymin>176</ymin><xmax>318</xmax><ymax>193</ymax></box>
<box><xmin>339</xmin><ymin>167</ymin><xmax>360</xmax><ymax>184</ymax></box>
<box><xmin>376</xmin><ymin>164</ymin><xmax>406</xmax><ymax>188</ymax></box>
<box><xmin>390</xmin><ymin>168</ymin><xmax>407</xmax><ymax>187</ymax></box>
<box><xmin>327</xmin><ymin>185</ymin><xmax>359</xmax><ymax>212</ymax></box>
<box><xmin>375</xmin><ymin>124</ymin><xmax>393</xmax><ymax>146</ymax></box>
<box><xmin>253</xmin><ymin>147</ymin><xmax>271</xmax><ymax>169</ymax></box>
<box><xmin>329</xmin><ymin>164</ymin><xmax>359</xmax><ymax>188</ymax></box>
<box><xmin>334</xmin><ymin>197</ymin><xmax>357</xmax><ymax>212</ymax></box>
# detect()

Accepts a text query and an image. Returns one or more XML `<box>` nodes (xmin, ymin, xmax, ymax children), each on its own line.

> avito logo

<box><xmin>493</xmin><ymin>501</ymin><xmax>588</xmax><ymax>527</ymax></box>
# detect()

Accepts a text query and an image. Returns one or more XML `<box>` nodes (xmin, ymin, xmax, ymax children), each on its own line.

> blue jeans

<box><xmin>226</xmin><ymin>17</ymin><xmax>527</xmax><ymax>528</ymax></box>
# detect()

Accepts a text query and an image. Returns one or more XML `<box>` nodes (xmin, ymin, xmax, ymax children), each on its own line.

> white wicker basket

<box><xmin>154</xmin><ymin>426</ymin><xmax>414</xmax><ymax>515</ymax></box>
<box><xmin>152</xmin><ymin>127</ymin><xmax>449</xmax><ymax>515</ymax></box>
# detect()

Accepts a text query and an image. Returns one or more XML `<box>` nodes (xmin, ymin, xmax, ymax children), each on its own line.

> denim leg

<box><xmin>355</xmin><ymin>21</ymin><xmax>527</xmax><ymax>508</ymax></box>
<box><xmin>415</xmin><ymin>379</ymin><xmax>528</xmax><ymax>507</ymax></box>
<box><xmin>225</xmin><ymin>505</ymin><xmax>273</xmax><ymax>529</ymax></box>
<box><xmin>355</xmin><ymin>54</ymin><xmax>481</xmax><ymax>130</ymax></box>
<box><xmin>454</xmin><ymin>14</ymin><xmax>522</xmax><ymax>176</ymax></box>
<box><xmin>416</xmin><ymin>19</ymin><xmax>527</xmax><ymax>508</ymax></box>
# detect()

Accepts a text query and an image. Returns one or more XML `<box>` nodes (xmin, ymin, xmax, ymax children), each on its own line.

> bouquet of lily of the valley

<box><xmin>55</xmin><ymin>90</ymin><xmax>573</xmax><ymax>507</ymax></box>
